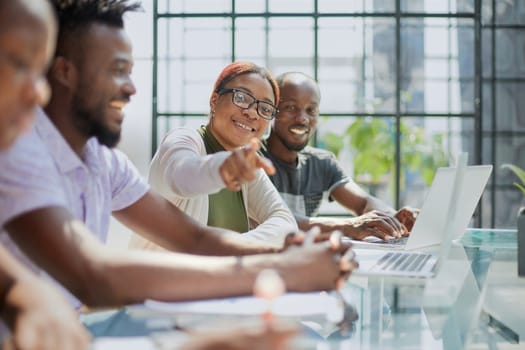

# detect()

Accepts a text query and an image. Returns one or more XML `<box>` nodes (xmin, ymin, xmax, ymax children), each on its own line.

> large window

<box><xmin>152</xmin><ymin>0</ymin><xmax>525</xmax><ymax>228</ymax></box>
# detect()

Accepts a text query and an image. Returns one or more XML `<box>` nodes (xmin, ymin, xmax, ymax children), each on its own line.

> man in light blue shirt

<box><xmin>0</xmin><ymin>0</ymin><xmax>355</xmax><ymax>312</ymax></box>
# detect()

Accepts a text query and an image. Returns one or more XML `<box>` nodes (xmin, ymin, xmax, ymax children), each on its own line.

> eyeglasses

<box><xmin>217</xmin><ymin>88</ymin><xmax>278</xmax><ymax>120</ymax></box>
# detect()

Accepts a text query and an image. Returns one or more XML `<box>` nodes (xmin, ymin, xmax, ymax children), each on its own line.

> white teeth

<box><xmin>110</xmin><ymin>101</ymin><xmax>126</xmax><ymax>110</ymax></box>
<box><xmin>290</xmin><ymin>127</ymin><xmax>308</xmax><ymax>135</ymax></box>
<box><xmin>234</xmin><ymin>121</ymin><xmax>255</xmax><ymax>132</ymax></box>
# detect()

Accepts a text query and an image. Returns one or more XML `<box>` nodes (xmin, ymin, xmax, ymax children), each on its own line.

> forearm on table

<box><xmin>115</xmin><ymin>197</ymin><xmax>279</xmax><ymax>256</ymax></box>
<box><xmin>241</xmin><ymin>209</ymin><xmax>296</xmax><ymax>248</ymax></box>
<box><xmin>363</xmin><ymin>196</ymin><xmax>396</xmax><ymax>214</ymax></box>
<box><xmin>295</xmin><ymin>214</ymin><xmax>341</xmax><ymax>233</ymax></box>
<box><xmin>188</xmin><ymin>226</ymin><xmax>281</xmax><ymax>256</ymax></box>
<box><xmin>97</xmin><ymin>251</ymin><xmax>286</xmax><ymax>305</ymax></box>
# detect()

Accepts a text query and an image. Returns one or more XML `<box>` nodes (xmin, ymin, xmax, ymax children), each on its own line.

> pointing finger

<box><xmin>240</xmin><ymin>138</ymin><xmax>260</xmax><ymax>156</ymax></box>
<box><xmin>256</xmin><ymin>155</ymin><xmax>276</xmax><ymax>175</ymax></box>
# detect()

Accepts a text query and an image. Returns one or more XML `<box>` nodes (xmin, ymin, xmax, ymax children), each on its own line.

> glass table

<box><xmin>86</xmin><ymin>229</ymin><xmax>523</xmax><ymax>349</ymax></box>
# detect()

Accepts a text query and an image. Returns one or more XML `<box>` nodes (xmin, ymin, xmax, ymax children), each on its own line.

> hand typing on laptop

<box><xmin>395</xmin><ymin>206</ymin><xmax>419</xmax><ymax>232</ymax></box>
<box><xmin>303</xmin><ymin>208</ymin><xmax>417</xmax><ymax>241</ymax></box>
<box><xmin>346</xmin><ymin>211</ymin><xmax>408</xmax><ymax>240</ymax></box>
<box><xmin>349</xmin><ymin>208</ymin><xmax>420</xmax><ymax>243</ymax></box>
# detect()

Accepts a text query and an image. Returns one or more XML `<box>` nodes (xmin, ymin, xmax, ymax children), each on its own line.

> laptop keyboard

<box><xmin>377</xmin><ymin>252</ymin><xmax>432</xmax><ymax>272</ymax></box>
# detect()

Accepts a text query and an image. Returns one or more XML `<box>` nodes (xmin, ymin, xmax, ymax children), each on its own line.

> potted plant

<box><xmin>502</xmin><ymin>163</ymin><xmax>525</xmax><ymax>276</ymax></box>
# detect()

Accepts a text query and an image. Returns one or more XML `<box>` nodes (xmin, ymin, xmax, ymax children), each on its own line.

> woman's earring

<box><xmin>211</xmin><ymin>110</ymin><xmax>215</xmax><ymax>118</ymax></box>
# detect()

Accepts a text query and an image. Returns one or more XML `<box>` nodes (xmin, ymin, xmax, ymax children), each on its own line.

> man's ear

<box><xmin>48</xmin><ymin>56</ymin><xmax>77</xmax><ymax>89</ymax></box>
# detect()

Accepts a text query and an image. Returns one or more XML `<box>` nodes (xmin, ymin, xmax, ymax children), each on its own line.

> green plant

<box><xmin>321</xmin><ymin>117</ymin><xmax>448</xmax><ymax>187</ymax></box>
<box><xmin>502</xmin><ymin>164</ymin><xmax>525</xmax><ymax>195</ymax></box>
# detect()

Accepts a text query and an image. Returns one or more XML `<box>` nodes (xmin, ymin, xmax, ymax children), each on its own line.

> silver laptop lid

<box><xmin>406</xmin><ymin>154</ymin><xmax>492</xmax><ymax>250</ymax></box>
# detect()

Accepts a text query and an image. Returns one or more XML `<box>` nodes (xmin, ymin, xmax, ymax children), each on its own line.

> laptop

<box><xmin>350</xmin><ymin>158</ymin><xmax>492</xmax><ymax>251</ymax></box>
<box><xmin>352</xmin><ymin>154</ymin><xmax>492</xmax><ymax>278</ymax></box>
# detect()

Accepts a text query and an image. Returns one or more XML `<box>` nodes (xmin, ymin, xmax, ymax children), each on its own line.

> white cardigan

<box><xmin>130</xmin><ymin>127</ymin><xmax>297</xmax><ymax>250</ymax></box>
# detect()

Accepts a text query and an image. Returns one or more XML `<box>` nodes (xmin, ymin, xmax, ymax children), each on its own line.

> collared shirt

<box><xmin>0</xmin><ymin>108</ymin><xmax>149</xmax><ymax>305</ymax></box>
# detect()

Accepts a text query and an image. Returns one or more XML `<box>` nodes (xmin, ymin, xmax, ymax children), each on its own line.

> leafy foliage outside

<box><xmin>321</xmin><ymin>117</ymin><xmax>448</xmax><ymax>189</ymax></box>
<box><xmin>502</xmin><ymin>164</ymin><xmax>525</xmax><ymax>195</ymax></box>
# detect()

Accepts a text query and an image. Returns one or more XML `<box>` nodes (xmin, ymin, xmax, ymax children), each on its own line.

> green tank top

<box><xmin>198</xmin><ymin>126</ymin><xmax>249</xmax><ymax>233</ymax></box>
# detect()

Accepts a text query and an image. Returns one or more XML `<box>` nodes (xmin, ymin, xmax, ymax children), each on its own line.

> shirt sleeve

<box><xmin>325</xmin><ymin>154</ymin><xmax>351</xmax><ymax>201</ymax></box>
<box><xmin>0</xmin><ymin>131</ymin><xmax>68</xmax><ymax>227</ymax></box>
<box><xmin>243</xmin><ymin>170</ymin><xmax>298</xmax><ymax>246</ymax></box>
<box><xmin>105</xmin><ymin>148</ymin><xmax>149</xmax><ymax>212</ymax></box>
<box><xmin>148</xmin><ymin>127</ymin><xmax>229</xmax><ymax>199</ymax></box>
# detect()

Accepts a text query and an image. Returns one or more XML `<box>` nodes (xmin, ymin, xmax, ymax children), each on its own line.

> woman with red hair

<box><xmin>132</xmin><ymin>62</ymin><xmax>296</xmax><ymax>250</ymax></box>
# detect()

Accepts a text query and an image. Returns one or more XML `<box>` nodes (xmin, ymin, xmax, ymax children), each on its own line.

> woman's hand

<box><xmin>219</xmin><ymin>138</ymin><xmax>275</xmax><ymax>191</ymax></box>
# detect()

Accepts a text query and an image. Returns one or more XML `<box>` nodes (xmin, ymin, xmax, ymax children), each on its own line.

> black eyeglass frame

<box><xmin>217</xmin><ymin>88</ymin><xmax>279</xmax><ymax>120</ymax></box>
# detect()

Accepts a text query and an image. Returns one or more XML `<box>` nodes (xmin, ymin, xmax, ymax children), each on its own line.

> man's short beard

<box><xmin>73</xmin><ymin>103</ymin><xmax>121</xmax><ymax>148</ymax></box>
<box><xmin>91</xmin><ymin>121</ymin><xmax>120</xmax><ymax>148</ymax></box>
<box><xmin>280</xmin><ymin>135</ymin><xmax>308</xmax><ymax>152</ymax></box>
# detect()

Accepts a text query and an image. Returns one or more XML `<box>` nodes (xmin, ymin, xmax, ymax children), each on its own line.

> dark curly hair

<box><xmin>50</xmin><ymin>0</ymin><xmax>142</xmax><ymax>58</ymax></box>
<box><xmin>51</xmin><ymin>0</ymin><xmax>142</xmax><ymax>28</ymax></box>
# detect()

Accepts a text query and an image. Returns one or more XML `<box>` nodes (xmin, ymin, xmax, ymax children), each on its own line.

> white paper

<box><xmin>144</xmin><ymin>292</ymin><xmax>338</xmax><ymax>317</ymax></box>
<box><xmin>91</xmin><ymin>337</ymin><xmax>155</xmax><ymax>350</ymax></box>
